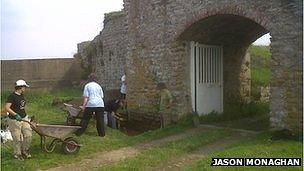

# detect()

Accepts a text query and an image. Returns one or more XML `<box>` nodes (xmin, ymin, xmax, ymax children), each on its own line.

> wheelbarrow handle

<box><xmin>21</xmin><ymin>119</ymin><xmax>37</xmax><ymax>129</ymax></box>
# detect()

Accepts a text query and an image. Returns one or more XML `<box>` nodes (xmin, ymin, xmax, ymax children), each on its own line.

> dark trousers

<box><xmin>76</xmin><ymin>107</ymin><xmax>105</xmax><ymax>137</ymax></box>
<box><xmin>120</xmin><ymin>93</ymin><xmax>126</xmax><ymax>99</ymax></box>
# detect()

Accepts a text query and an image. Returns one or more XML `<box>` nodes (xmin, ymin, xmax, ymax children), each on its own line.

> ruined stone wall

<box><xmin>77</xmin><ymin>11</ymin><xmax>127</xmax><ymax>90</ymax></box>
<box><xmin>124</xmin><ymin>0</ymin><xmax>192</xmax><ymax>116</ymax></box>
<box><xmin>124</xmin><ymin>0</ymin><xmax>302</xmax><ymax>134</ymax></box>
<box><xmin>77</xmin><ymin>0</ymin><xmax>302</xmax><ymax>134</ymax></box>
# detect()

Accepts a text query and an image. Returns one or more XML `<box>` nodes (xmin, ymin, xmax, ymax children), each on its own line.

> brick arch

<box><xmin>174</xmin><ymin>4</ymin><xmax>276</xmax><ymax>130</ymax></box>
<box><xmin>175</xmin><ymin>5</ymin><xmax>271</xmax><ymax>40</ymax></box>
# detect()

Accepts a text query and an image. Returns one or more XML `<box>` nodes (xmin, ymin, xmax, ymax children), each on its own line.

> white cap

<box><xmin>15</xmin><ymin>80</ymin><xmax>30</xmax><ymax>87</ymax></box>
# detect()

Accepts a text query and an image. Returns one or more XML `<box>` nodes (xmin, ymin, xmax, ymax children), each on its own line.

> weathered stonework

<box><xmin>78</xmin><ymin>0</ymin><xmax>303</xmax><ymax>135</ymax></box>
<box><xmin>260</xmin><ymin>86</ymin><xmax>270</xmax><ymax>103</ymax></box>
<box><xmin>77</xmin><ymin>11</ymin><xmax>127</xmax><ymax>90</ymax></box>
<box><xmin>124</xmin><ymin>0</ymin><xmax>302</xmax><ymax>134</ymax></box>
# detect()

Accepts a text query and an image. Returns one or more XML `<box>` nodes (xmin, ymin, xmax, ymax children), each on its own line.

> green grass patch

<box><xmin>98</xmin><ymin>129</ymin><xmax>231</xmax><ymax>171</ymax></box>
<box><xmin>1</xmin><ymin>122</ymin><xmax>194</xmax><ymax>170</ymax></box>
<box><xmin>249</xmin><ymin>45</ymin><xmax>271</xmax><ymax>62</ymax></box>
<box><xmin>199</xmin><ymin>102</ymin><xmax>270</xmax><ymax>131</ymax></box>
<box><xmin>251</xmin><ymin>66</ymin><xmax>271</xmax><ymax>87</ymax></box>
<box><xmin>249</xmin><ymin>45</ymin><xmax>271</xmax><ymax>101</ymax></box>
<box><xmin>1</xmin><ymin>89</ymin><xmax>194</xmax><ymax>170</ymax></box>
<box><xmin>185</xmin><ymin>132</ymin><xmax>303</xmax><ymax>171</ymax></box>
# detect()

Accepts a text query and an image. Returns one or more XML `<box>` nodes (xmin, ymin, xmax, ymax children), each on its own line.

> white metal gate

<box><xmin>190</xmin><ymin>42</ymin><xmax>223</xmax><ymax>115</ymax></box>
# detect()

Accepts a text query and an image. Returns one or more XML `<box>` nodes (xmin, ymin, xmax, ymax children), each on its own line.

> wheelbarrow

<box><xmin>23</xmin><ymin>120</ymin><xmax>82</xmax><ymax>154</ymax></box>
<box><xmin>63</xmin><ymin>103</ymin><xmax>83</xmax><ymax>126</ymax></box>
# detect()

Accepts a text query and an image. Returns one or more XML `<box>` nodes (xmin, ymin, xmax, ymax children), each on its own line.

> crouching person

<box><xmin>157</xmin><ymin>82</ymin><xmax>173</xmax><ymax>128</ymax></box>
<box><xmin>5</xmin><ymin>80</ymin><xmax>32</xmax><ymax>161</ymax></box>
<box><xmin>105</xmin><ymin>99</ymin><xmax>126</xmax><ymax>129</ymax></box>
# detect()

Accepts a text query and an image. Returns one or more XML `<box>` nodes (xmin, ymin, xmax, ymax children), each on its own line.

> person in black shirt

<box><xmin>5</xmin><ymin>80</ymin><xmax>32</xmax><ymax>161</ymax></box>
<box><xmin>104</xmin><ymin>99</ymin><xmax>125</xmax><ymax>128</ymax></box>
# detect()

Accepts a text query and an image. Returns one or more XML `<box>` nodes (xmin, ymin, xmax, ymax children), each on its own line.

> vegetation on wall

<box><xmin>80</xmin><ymin>41</ymin><xmax>97</xmax><ymax>79</ymax></box>
<box><xmin>104</xmin><ymin>11</ymin><xmax>125</xmax><ymax>20</ymax></box>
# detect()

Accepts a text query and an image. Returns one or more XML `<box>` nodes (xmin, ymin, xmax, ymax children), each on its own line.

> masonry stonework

<box><xmin>79</xmin><ymin>0</ymin><xmax>303</xmax><ymax>135</ymax></box>
<box><xmin>125</xmin><ymin>0</ymin><xmax>302</xmax><ymax>134</ymax></box>
<box><xmin>77</xmin><ymin>11</ymin><xmax>127</xmax><ymax>90</ymax></box>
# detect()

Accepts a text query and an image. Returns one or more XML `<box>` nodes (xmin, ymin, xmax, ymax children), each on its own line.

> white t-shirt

<box><xmin>120</xmin><ymin>75</ymin><xmax>127</xmax><ymax>94</ymax></box>
<box><xmin>83</xmin><ymin>82</ymin><xmax>104</xmax><ymax>107</ymax></box>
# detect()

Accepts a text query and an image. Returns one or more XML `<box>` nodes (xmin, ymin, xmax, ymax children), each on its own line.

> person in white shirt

<box><xmin>120</xmin><ymin>74</ymin><xmax>127</xmax><ymax>99</ymax></box>
<box><xmin>76</xmin><ymin>73</ymin><xmax>105</xmax><ymax>137</ymax></box>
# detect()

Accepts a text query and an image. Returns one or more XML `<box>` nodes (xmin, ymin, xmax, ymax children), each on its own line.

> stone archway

<box><xmin>180</xmin><ymin>14</ymin><xmax>269</xmax><ymax>107</ymax></box>
<box><xmin>123</xmin><ymin>0</ymin><xmax>302</xmax><ymax>135</ymax></box>
<box><xmin>174</xmin><ymin>6</ymin><xmax>302</xmax><ymax>135</ymax></box>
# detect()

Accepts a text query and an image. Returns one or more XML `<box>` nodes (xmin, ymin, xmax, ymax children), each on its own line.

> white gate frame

<box><xmin>190</xmin><ymin>41</ymin><xmax>224</xmax><ymax>113</ymax></box>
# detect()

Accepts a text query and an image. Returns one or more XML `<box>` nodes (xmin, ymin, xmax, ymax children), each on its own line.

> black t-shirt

<box><xmin>105</xmin><ymin>100</ymin><xmax>120</xmax><ymax>113</ymax></box>
<box><xmin>6</xmin><ymin>92</ymin><xmax>27</xmax><ymax>119</ymax></box>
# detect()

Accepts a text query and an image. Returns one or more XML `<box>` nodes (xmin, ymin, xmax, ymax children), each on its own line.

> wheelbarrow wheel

<box><xmin>66</xmin><ymin>115</ymin><xmax>76</xmax><ymax>126</ymax></box>
<box><xmin>61</xmin><ymin>137</ymin><xmax>80</xmax><ymax>154</ymax></box>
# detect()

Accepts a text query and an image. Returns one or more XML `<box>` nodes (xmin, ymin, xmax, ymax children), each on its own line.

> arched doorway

<box><xmin>180</xmin><ymin>14</ymin><xmax>269</xmax><ymax>115</ymax></box>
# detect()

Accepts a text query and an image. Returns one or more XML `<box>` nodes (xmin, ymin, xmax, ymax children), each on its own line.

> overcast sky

<box><xmin>1</xmin><ymin>0</ymin><xmax>124</xmax><ymax>60</ymax></box>
<box><xmin>1</xmin><ymin>0</ymin><xmax>270</xmax><ymax>60</ymax></box>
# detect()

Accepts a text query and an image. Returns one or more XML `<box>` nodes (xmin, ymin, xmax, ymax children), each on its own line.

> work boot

<box><xmin>22</xmin><ymin>150</ymin><xmax>32</xmax><ymax>159</ymax></box>
<box><xmin>13</xmin><ymin>154</ymin><xmax>24</xmax><ymax>161</ymax></box>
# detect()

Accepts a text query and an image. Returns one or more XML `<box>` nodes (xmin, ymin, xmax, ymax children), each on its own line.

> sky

<box><xmin>1</xmin><ymin>0</ymin><xmax>124</xmax><ymax>60</ymax></box>
<box><xmin>1</xmin><ymin>0</ymin><xmax>270</xmax><ymax>60</ymax></box>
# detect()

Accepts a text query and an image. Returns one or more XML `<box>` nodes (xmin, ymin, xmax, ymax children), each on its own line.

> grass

<box><xmin>1</xmin><ymin>89</ymin><xmax>302</xmax><ymax>170</ymax></box>
<box><xmin>249</xmin><ymin>45</ymin><xmax>271</xmax><ymax>101</ymax></box>
<box><xmin>251</xmin><ymin>66</ymin><xmax>271</xmax><ymax>87</ymax></box>
<box><xmin>1</xmin><ymin>89</ymin><xmax>194</xmax><ymax>170</ymax></box>
<box><xmin>185</xmin><ymin>132</ymin><xmax>303</xmax><ymax>171</ymax></box>
<box><xmin>1</xmin><ymin>122</ymin><xmax>194</xmax><ymax>170</ymax></box>
<box><xmin>199</xmin><ymin>102</ymin><xmax>270</xmax><ymax>131</ymax></box>
<box><xmin>98</xmin><ymin>129</ymin><xmax>232</xmax><ymax>171</ymax></box>
<box><xmin>249</xmin><ymin>45</ymin><xmax>271</xmax><ymax>62</ymax></box>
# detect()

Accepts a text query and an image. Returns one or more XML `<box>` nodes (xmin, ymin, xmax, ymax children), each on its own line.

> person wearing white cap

<box><xmin>5</xmin><ymin>79</ymin><xmax>32</xmax><ymax>161</ymax></box>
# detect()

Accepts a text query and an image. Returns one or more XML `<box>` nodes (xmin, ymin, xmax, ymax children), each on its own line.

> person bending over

<box><xmin>76</xmin><ymin>73</ymin><xmax>105</xmax><ymax>137</ymax></box>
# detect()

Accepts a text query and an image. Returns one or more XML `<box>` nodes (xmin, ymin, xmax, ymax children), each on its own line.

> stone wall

<box><xmin>78</xmin><ymin>0</ymin><xmax>302</xmax><ymax>135</ymax></box>
<box><xmin>1</xmin><ymin>58</ymin><xmax>84</xmax><ymax>91</ymax></box>
<box><xmin>123</xmin><ymin>0</ymin><xmax>302</xmax><ymax>134</ymax></box>
<box><xmin>77</xmin><ymin>11</ymin><xmax>127</xmax><ymax>90</ymax></box>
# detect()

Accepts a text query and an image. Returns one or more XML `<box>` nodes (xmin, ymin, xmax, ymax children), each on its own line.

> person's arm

<box><xmin>5</xmin><ymin>102</ymin><xmax>22</xmax><ymax>121</ymax></box>
<box><xmin>81</xmin><ymin>96</ymin><xmax>89</xmax><ymax>110</ymax></box>
<box><xmin>81</xmin><ymin>85</ymin><xmax>89</xmax><ymax>110</ymax></box>
<box><xmin>5</xmin><ymin>103</ymin><xmax>17</xmax><ymax>115</ymax></box>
